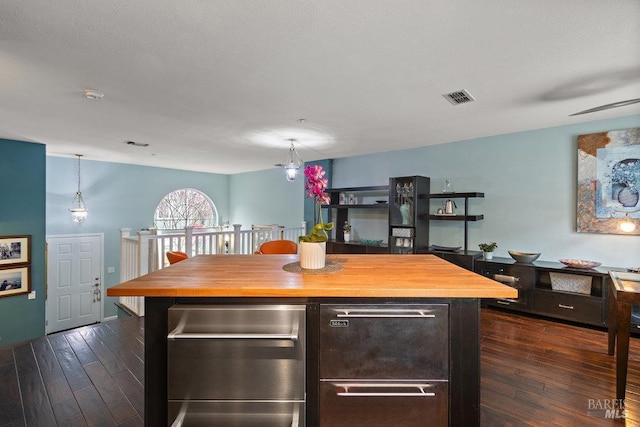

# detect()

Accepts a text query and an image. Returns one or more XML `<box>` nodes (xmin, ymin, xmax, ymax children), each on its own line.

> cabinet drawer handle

<box><xmin>558</xmin><ymin>304</ymin><xmax>574</xmax><ymax>310</ymax></box>
<box><xmin>168</xmin><ymin>318</ymin><xmax>300</xmax><ymax>341</ymax></box>
<box><xmin>496</xmin><ymin>300</ymin><xmax>511</xmax><ymax>306</ymax></box>
<box><xmin>334</xmin><ymin>382</ymin><xmax>436</xmax><ymax>397</ymax></box>
<box><xmin>494</xmin><ymin>274</ymin><xmax>519</xmax><ymax>284</ymax></box>
<box><xmin>335</xmin><ymin>308</ymin><xmax>436</xmax><ymax>318</ymax></box>
<box><xmin>167</xmin><ymin>331</ymin><xmax>299</xmax><ymax>340</ymax></box>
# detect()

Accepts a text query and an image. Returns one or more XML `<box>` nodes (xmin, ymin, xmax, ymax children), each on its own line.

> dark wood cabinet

<box><xmin>327</xmin><ymin>241</ymin><xmax>388</xmax><ymax>254</ymax></box>
<box><xmin>475</xmin><ymin>259</ymin><xmax>536</xmax><ymax>310</ymax></box>
<box><xmin>427</xmin><ymin>250</ymin><xmax>482</xmax><ymax>271</ymax></box>
<box><xmin>146</xmin><ymin>297</ymin><xmax>483</xmax><ymax>426</ymax></box>
<box><xmin>324</xmin><ymin>177</ymin><xmax>432</xmax><ymax>255</ymax></box>
<box><xmin>476</xmin><ymin>257</ymin><xmax>625</xmax><ymax>328</ymax></box>
<box><xmin>388</xmin><ymin>176</ymin><xmax>430</xmax><ymax>254</ymax></box>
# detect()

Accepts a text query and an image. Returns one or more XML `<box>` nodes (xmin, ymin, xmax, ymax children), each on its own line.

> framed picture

<box><xmin>0</xmin><ymin>265</ymin><xmax>30</xmax><ymax>298</ymax></box>
<box><xmin>0</xmin><ymin>235</ymin><xmax>30</xmax><ymax>266</ymax></box>
<box><xmin>577</xmin><ymin>128</ymin><xmax>640</xmax><ymax>235</ymax></box>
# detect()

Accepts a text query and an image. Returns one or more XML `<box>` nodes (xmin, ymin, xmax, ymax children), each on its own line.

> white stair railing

<box><xmin>118</xmin><ymin>223</ymin><xmax>306</xmax><ymax>316</ymax></box>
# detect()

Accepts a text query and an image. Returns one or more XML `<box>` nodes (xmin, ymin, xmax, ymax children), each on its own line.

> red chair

<box><xmin>166</xmin><ymin>251</ymin><xmax>189</xmax><ymax>264</ymax></box>
<box><xmin>257</xmin><ymin>240</ymin><xmax>298</xmax><ymax>254</ymax></box>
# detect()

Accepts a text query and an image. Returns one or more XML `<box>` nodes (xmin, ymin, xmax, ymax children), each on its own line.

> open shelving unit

<box><xmin>321</xmin><ymin>182</ymin><xmax>485</xmax><ymax>267</ymax></box>
<box><xmin>323</xmin><ymin>186</ymin><xmax>389</xmax><ymax>252</ymax></box>
<box><xmin>422</xmin><ymin>192</ymin><xmax>484</xmax><ymax>252</ymax></box>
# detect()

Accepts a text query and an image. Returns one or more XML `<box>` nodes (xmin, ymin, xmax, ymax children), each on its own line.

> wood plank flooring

<box><xmin>481</xmin><ymin>308</ymin><xmax>639</xmax><ymax>426</ymax></box>
<box><xmin>1</xmin><ymin>308</ymin><xmax>640</xmax><ymax>426</ymax></box>
<box><xmin>0</xmin><ymin>316</ymin><xmax>144</xmax><ymax>427</ymax></box>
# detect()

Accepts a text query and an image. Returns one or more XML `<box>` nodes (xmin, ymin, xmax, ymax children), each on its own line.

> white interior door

<box><xmin>46</xmin><ymin>234</ymin><xmax>103</xmax><ymax>334</ymax></box>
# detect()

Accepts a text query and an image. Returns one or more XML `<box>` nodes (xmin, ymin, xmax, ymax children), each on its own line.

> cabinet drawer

<box><xmin>168</xmin><ymin>401</ymin><xmax>305</xmax><ymax>427</ymax></box>
<box><xmin>319</xmin><ymin>381</ymin><xmax>447</xmax><ymax>426</ymax></box>
<box><xmin>534</xmin><ymin>290</ymin><xmax>602</xmax><ymax>325</ymax></box>
<box><xmin>167</xmin><ymin>305</ymin><xmax>306</xmax><ymax>400</ymax></box>
<box><xmin>320</xmin><ymin>304</ymin><xmax>448</xmax><ymax>380</ymax></box>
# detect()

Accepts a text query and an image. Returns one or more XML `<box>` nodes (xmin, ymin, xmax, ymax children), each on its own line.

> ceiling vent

<box><xmin>125</xmin><ymin>140</ymin><xmax>149</xmax><ymax>147</ymax></box>
<box><xmin>443</xmin><ymin>89</ymin><xmax>475</xmax><ymax>105</ymax></box>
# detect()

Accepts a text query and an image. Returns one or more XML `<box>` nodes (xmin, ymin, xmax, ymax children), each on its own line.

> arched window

<box><xmin>154</xmin><ymin>188</ymin><xmax>218</xmax><ymax>230</ymax></box>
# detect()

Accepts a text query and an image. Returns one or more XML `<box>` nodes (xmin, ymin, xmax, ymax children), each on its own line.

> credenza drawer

<box><xmin>534</xmin><ymin>290</ymin><xmax>602</xmax><ymax>325</ymax></box>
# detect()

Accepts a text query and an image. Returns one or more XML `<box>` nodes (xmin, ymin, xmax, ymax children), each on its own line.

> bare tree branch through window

<box><xmin>154</xmin><ymin>188</ymin><xmax>218</xmax><ymax>230</ymax></box>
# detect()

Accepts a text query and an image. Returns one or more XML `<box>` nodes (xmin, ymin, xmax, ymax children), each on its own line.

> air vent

<box><xmin>125</xmin><ymin>140</ymin><xmax>150</xmax><ymax>147</ymax></box>
<box><xmin>443</xmin><ymin>89</ymin><xmax>475</xmax><ymax>105</ymax></box>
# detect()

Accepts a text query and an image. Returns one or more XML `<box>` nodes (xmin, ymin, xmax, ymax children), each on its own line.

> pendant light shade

<box><xmin>69</xmin><ymin>154</ymin><xmax>88</xmax><ymax>223</ymax></box>
<box><xmin>276</xmin><ymin>139</ymin><xmax>303</xmax><ymax>182</ymax></box>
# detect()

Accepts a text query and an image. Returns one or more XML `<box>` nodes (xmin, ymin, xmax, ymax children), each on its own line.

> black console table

<box><xmin>476</xmin><ymin>257</ymin><xmax>626</xmax><ymax>328</ymax></box>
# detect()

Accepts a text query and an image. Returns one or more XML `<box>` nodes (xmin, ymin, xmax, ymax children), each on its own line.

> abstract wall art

<box><xmin>577</xmin><ymin>127</ymin><xmax>640</xmax><ymax>235</ymax></box>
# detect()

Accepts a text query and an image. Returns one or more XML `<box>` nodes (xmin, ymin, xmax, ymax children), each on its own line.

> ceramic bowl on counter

<box><xmin>559</xmin><ymin>259</ymin><xmax>601</xmax><ymax>269</ymax></box>
<box><xmin>508</xmin><ymin>251</ymin><xmax>541</xmax><ymax>263</ymax></box>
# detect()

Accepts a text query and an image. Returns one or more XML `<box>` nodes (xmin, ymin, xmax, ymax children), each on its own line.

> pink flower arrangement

<box><xmin>300</xmin><ymin>165</ymin><xmax>334</xmax><ymax>242</ymax></box>
<box><xmin>304</xmin><ymin>165</ymin><xmax>331</xmax><ymax>205</ymax></box>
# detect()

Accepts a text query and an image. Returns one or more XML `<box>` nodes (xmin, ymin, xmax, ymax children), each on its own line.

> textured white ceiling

<box><xmin>1</xmin><ymin>0</ymin><xmax>639</xmax><ymax>174</ymax></box>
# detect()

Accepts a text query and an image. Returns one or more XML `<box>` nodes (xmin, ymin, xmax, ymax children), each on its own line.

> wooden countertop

<box><xmin>107</xmin><ymin>254</ymin><xmax>517</xmax><ymax>299</ymax></box>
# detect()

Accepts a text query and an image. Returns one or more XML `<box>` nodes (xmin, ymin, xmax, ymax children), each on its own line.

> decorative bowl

<box><xmin>559</xmin><ymin>259</ymin><xmax>601</xmax><ymax>269</ymax></box>
<box><xmin>508</xmin><ymin>251</ymin><xmax>541</xmax><ymax>263</ymax></box>
<box><xmin>360</xmin><ymin>239</ymin><xmax>383</xmax><ymax>246</ymax></box>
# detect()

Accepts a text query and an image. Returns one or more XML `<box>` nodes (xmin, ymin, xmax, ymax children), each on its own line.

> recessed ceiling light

<box><xmin>83</xmin><ymin>89</ymin><xmax>104</xmax><ymax>100</ymax></box>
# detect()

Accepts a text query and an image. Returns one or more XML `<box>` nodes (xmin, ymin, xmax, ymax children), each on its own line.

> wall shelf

<box><xmin>427</xmin><ymin>214</ymin><xmax>484</xmax><ymax>221</ymax></box>
<box><xmin>323</xmin><ymin>185</ymin><xmax>389</xmax><ymax>246</ymax></box>
<box><xmin>427</xmin><ymin>192</ymin><xmax>484</xmax><ymax>252</ymax></box>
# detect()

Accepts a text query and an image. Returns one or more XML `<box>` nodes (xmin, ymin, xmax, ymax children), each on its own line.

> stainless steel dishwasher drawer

<box><xmin>167</xmin><ymin>304</ymin><xmax>306</xmax><ymax>400</ymax></box>
<box><xmin>168</xmin><ymin>401</ymin><xmax>305</xmax><ymax>427</ymax></box>
<box><xmin>319</xmin><ymin>380</ymin><xmax>448</xmax><ymax>426</ymax></box>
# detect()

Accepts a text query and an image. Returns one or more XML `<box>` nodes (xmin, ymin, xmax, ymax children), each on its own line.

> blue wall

<box><xmin>229</xmin><ymin>167</ymin><xmax>304</xmax><ymax>228</ymax></box>
<box><xmin>46</xmin><ymin>157</ymin><xmax>231</xmax><ymax>321</ymax></box>
<box><xmin>330</xmin><ymin>114</ymin><xmax>640</xmax><ymax>267</ymax></box>
<box><xmin>0</xmin><ymin>139</ymin><xmax>46</xmax><ymax>346</ymax></box>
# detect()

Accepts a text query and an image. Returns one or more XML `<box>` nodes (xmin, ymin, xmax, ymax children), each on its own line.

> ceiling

<box><xmin>1</xmin><ymin>1</ymin><xmax>639</xmax><ymax>175</ymax></box>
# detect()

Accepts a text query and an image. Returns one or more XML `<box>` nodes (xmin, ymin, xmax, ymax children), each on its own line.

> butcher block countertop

<box><xmin>107</xmin><ymin>254</ymin><xmax>517</xmax><ymax>299</ymax></box>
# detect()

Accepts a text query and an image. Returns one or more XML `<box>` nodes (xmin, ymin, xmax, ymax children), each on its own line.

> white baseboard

<box><xmin>103</xmin><ymin>315</ymin><xmax>118</xmax><ymax>322</ymax></box>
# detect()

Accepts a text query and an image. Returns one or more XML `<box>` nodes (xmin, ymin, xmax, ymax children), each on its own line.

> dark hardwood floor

<box><xmin>0</xmin><ymin>316</ymin><xmax>144</xmax><ymax>427</ymax></box>
<box><xmin>1</xmin><ymin>308</ymin><xmax>640</xmax><ymax>426</ymax></box>
<box><xmin>481</xmin><ymin>308</ymin><xmax>640</xmax><ymax>426</ymax></box>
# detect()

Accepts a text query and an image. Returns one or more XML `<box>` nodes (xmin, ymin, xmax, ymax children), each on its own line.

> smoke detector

<box><xmin>443</xmin><ymin>89</ymin><xmax>475</xmax><ymax>105</ymax></box>
<box><xmin>83</xmin><ymin>89</ymin><xmax>104</xmax><ymax>100</ymax></box>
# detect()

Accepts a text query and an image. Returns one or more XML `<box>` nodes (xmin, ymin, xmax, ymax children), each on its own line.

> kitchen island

<box><xmin>108</xmin><ymin>254</ymin><xmax>516</xmax><ymax>426</ymax></box>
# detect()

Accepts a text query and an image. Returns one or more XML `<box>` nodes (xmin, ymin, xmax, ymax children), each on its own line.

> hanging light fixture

<box><xmin>275</xmin><ymin>139</ymin><xmax>303</xmax><ymax>182</ymax></box>
<box><xmin>69</xmin><ymin>154</ymin><xmax>88</xmax><ymax>223</ymax></box>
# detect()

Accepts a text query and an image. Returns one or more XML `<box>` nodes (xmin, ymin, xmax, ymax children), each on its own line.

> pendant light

<box><xmin>69</xmin><ymin>154</ymin><xmax>88</xmax><ymax>223</ymax></box>
<box><xmin>275</xmin><ymin>139</ymin><xmax>303</xmax><ymax>182</ymax></box>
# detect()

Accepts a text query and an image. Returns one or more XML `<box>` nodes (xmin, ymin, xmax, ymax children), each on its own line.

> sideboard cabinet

<box><xmin>476</xmin><ymin>257</ymin><xmax>626</xmax><ymax>328</ymax></box>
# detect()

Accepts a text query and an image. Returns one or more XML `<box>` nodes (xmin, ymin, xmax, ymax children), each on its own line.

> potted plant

<box><xmin>343</xmin><ymin>221</ymin><xmax>352</xmax><ymax>242</ymax></box>
<box><xmin>298</xmin><ymin>165</ymin><xmax>334</xmax><ymax>269</ymax></box>
<box><xmin>478</xmin><ymin>242</ymin><xmax>497</xmax><ymax>260</ymax></box>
